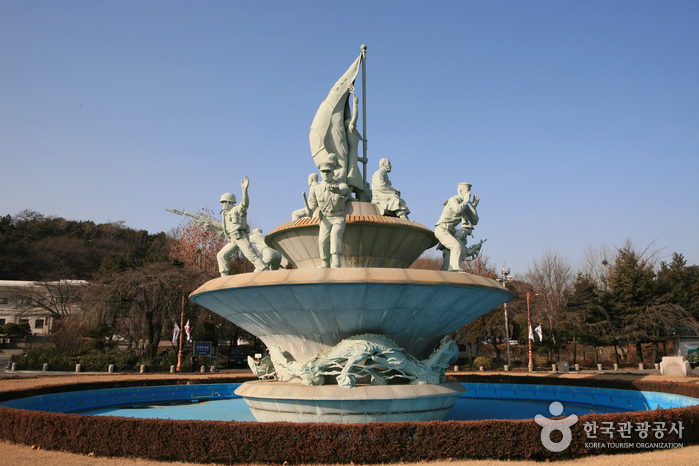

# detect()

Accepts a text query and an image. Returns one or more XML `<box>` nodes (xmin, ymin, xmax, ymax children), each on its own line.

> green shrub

<box><xmin>9</xmin><ymin>345</ymin><xmax>180</xmax><ymax>372</ymax></box>
<box><xmin>1</xmin><ymin>323</ymin><xmax>31</xmax><ymax>338</ymax></box>
<box><xmin>80</xmin><ymin>339</ymin><xmax>107</xmax><ymax>354</ymax></box>
<box><xmin>472</xmin><ymin>356</ymin><xmax>493</xmax><ymax>370</ymax></box>
<box><xmin>534</xmin><ymin>356</ymin><xmax>550</xmax><ymax>367</ymax></box>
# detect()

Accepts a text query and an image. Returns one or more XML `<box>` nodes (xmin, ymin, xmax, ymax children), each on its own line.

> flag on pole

<box><xmin>535</xmin><ymin>324</ymin><xmax>543</xmax><ymax>342</ymax></box>
<box><xmin>184</xmin><ymin>320</ymin><xmax>191</xmax><ymax>342</ymax></box>
<box><xmin>528</xmin><ymin>325</ymin><xmax>534</xmax><ymax>341</ymax></box>
<box><xmin>173</xmin><ymin>323</ymin><xmax>180</xmax><ymax>345</ymax></box>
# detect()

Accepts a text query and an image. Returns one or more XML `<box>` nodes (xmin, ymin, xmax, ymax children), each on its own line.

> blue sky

<box><xmin>2</xmin><ymin>1</ymin><xmax>698</xmax><ymax>275</ymax></box>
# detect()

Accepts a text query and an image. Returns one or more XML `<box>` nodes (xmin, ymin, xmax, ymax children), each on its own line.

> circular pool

<box><xmin>3</xmin><ymin>381</ymin><xmax>698</xmax><ymax>422</ymax></box>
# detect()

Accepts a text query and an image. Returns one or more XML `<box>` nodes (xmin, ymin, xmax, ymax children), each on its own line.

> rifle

<box><xmin>465</xmin><ymin>238</ymin><xmax>487</xmax><ymax>260</ymax></box>
<box><xmin>302</xmin><ymin>192</ymin><xmax>312</xmax><ymax>215</ymax></box>
<box><xmin>165</xmin><ymin>209</ymin><xmax>222</xmax><ymax>233</ymax></box>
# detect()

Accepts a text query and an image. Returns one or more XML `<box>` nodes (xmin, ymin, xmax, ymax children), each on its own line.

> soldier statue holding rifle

<box><xmin>167</xmin><ymin>176</ymin><xmax>269</xmax><ymax>275</ymax></box>
<box><xmin>435</xmin><ymin>183</ymin><xmax>480</xmax><ymax>272</ymax></box>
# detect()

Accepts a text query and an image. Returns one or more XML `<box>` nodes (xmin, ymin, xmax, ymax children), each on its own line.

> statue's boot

<box><xmin>319</xmin><ymin>259</ymin><xmax>330</xmax><ymax>268</ymax></box>
<box><xmin>331</xmin><ymin>254</ymin><xmax>342</xmax><ymax>268</ymax></box>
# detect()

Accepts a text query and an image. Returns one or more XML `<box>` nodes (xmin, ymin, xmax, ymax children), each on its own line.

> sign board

<box><xmin>254</xmin><ymin>353</ymin><xmax>262</xmax><ymax>361</ymax></box>
<box><xmin>674</xmin><ymin>336</ymin><xmax>699</xmax><ymax>366</ymax></box>
<box><xmin>194</xmin><ymin>342</ymin><xmax>211</xmax><ymax>356</ymax></box>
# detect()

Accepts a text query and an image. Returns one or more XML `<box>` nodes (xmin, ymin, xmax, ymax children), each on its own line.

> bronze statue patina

<box><xmin>309</xmin><ymin>50</ymin><xmax>367</xmax><ymax>201</ymax></box>
<box><xmin>306</xmin><ymin>156</ymin><xmax>349</xmax><ymax>268</ymax></box>
<box><xmin>291</xmin><ymin>173</ymin><xmax>319</xmax><ymax>220</ymax></box>
<box><xmin>216</xmin><ymin>177</ymin><xmax>268</xmax><ymax>275</ymax></box>
<box><xmin>371</xmin><ymin>158</ymin><xmax>410</xmax><ymax>219</ymax></box>
<box><xmin>249</xmin><ymin>228</ymin><xmax>282</xmax><ymax>271</ymax></box>
<box><xmin>435</xmin><ymin>183</ymin><xmax>480</xmax><ymax>272</ymax></box>
<box><xmin>437</xmin><ymin>225</ymin><xmax>487</xmax><ymax>271</ymax></box>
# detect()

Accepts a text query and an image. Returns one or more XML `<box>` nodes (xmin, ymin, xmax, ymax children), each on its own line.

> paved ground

<box><xmin>2</xmin><ymin>440</ymin><xmax>698</xmax><ymax>466</ymax></box>
<box><xmin>1</xmin><ymin>371</ymin><xmax>698</xmax><ymax>465</ymax></box>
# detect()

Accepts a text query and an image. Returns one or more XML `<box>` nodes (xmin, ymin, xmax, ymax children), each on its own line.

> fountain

<box><xmin>188</xmin><ymin>46</ymin><xmax>514</xmax><ymax>423</ymax></box>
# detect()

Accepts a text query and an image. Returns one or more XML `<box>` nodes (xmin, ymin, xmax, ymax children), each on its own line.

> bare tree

<box><xmin>463</xmin><ymin>254</ymin><xmax>498</xmax><ymax>279</ymax></box>
<box><xmin>81</xmin><ymin>262</ymin><xmax>204</xmax><ymax>359</ymax></box>
<box><xmin>580</xmin><ymin>243</ymin><xmax>614</xmax><ymax>292</ymax></box>
<box><xmin>409</xmin><ymin>251</ymin><xmax>442</xmax><ymax>270</ymax></box>
<box><xmin>621</xmin><ymin>304</ymin><xmax>699</xmax><ymax>363</ymax></box>
<box><xmin>526</xmin><ymin>247</ymin><xmax>574</xmax><ymax>357</ymax></box>
<box><xmin>8</xmin><ymin>279</ymin><xmax>87</xmax><ymax>321</ymax></box>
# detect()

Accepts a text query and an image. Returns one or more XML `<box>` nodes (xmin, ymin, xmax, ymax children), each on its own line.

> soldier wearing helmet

<box><xmin>306</xmin><ymin>154</ymin><xmax>349</xmax><ymax>268</ymax></box>
<box><xmin>216</xmin><ymin>176</ymin><xmax>268</xmax><ymax>275</ymax></box>
<box><xmin>435</xmin><ymin>183</ymin><xmax>480</xmax><ymax>272</ymax></box>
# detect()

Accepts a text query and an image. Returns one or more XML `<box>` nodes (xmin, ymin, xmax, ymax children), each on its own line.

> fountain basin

<box><xmin>266</xmin><ymin>202</ymin><xmax>438</xmax><ymax>269</ymax></box>
<box><xmin>190</xmin><ymin>268</ymin><xmax>513</xmax><ymax>361</ymax></box>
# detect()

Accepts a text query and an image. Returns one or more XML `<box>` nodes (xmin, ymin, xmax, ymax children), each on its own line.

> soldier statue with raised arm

<box><xmin>216</xmin><ymin>176</ymin><xmax>268</xmax><ymax>275</ymax></box>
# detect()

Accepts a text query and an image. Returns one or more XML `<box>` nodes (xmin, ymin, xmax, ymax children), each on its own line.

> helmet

<box><xmin>220</xmin><ymin>193</ymin><xmax>236</xmax><ymax>204</ymax></box>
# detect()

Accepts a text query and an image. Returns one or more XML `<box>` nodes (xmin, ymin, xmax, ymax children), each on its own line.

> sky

<box><xmin>1</xmin><ymin>1</ymin><xmax>698</xmax><ymax>276</ymax></box>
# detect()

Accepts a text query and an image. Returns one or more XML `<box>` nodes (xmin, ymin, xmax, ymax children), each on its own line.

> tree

<box><xmin>579</xmin><ymin>243</ymin><xmax>614</xmax><ymax>292</ymax></box>
<box><xmin>409</xmin><ymin>252</ymin><xmax>442</xmax><ymax>270</ymax></box>
<box><xmin>410</xmin><ymin>251</ymin><xmax>498</xmax><ymax>279</ymax></box>
<box><xmin>526</xmin><ymin>247</ymin><xmax>574</xmax><ymax>360</ymax></box>
<box><xmin>169</xmin><ymin>209</ymin><xmax>252</xmax><ymax>278</ymax></box>
<box><xmin>563</xmin><ymin>273</ymin><xmax>616</xmax><ymax>365</ymax></box>
<box><xmin>80</xmin><ymin>262</ymin><xmax>205</xmax><ymax>359</ymax></box>
<box><xmin>605</xmin><ymin>240</ymin><xmax>656</xmax><ymax>323</ymax></box>
<box><xmin>6</xmin><ymin>279</ymin><xmax>87</xmax><ymax>322</ymax></box>
<box><xmin>621</xmin><ymin>303</ymin><xmax>699</xmax><ymax>363</ymax></box>
<box><xmin>0</xmin><ymin>211</ymin><xmax>172</xmax><ymax>280</ymax></box>
<box><xmin>1</xmin><ymin>322</ymin><xmax>31</xmax><ymax>338</ymax></box>
<box><xmin>605</xmin><ymin>241</ymin><xmax>699</xmax><ymax>363</ymax></box>
<box><xmin>655</xmin><ymin>253</ymin><xmax>699</xmax><ymax>321</ymax></box>
<box><xmin>463</xmin><ymin>254</ymin><xmax>498</xmax><ymax>279</ymax></box>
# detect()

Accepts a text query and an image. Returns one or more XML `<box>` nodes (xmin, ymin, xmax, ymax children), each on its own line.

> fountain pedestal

<box><xmin>235</xmin><ymin>381</ymin><xmax>466</xmax><ymax>423</ymax></box>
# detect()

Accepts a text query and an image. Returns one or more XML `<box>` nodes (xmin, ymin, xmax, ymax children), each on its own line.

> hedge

<box><xmin>0</xmin><ymin>374</ymin><xmax>698</xmax><ymax>463</ymax></box>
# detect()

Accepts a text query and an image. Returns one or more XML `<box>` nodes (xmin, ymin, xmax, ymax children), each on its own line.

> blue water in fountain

<box><xmin>4</xmin><ymin>382</ymin><xmax>698</xmax><ymax>422</ymax></box>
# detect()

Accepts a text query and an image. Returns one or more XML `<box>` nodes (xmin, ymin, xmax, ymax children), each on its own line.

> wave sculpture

<box><xmin>249</xmin><ymin>334</ymin><xmax>458</xmax><ymax>388</ymax></box>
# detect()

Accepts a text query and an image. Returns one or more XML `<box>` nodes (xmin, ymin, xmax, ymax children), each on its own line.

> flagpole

<box><xmin>361</xmin><ymin>44</ymin><xmax>367</xmax><ymax>197</ymax></box>
<box><xmin>176</xmin><ymin>285</ymin><xmax>185</xmax><ymax>371</ymax></box>
<box><xmin>527</xmin><ymin>292</ymin><xmax>538</xmax><ymax>372</ymax></box>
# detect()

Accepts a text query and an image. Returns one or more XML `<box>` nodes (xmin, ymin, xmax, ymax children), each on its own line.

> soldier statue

<box><xmin>435</xmin><ymin>183</ymin><xmax>480</xmax><ymax>272</ymax></box>
<box><xmin>215</xmin><ymin>176</ymin><xmax>268</xmax><ymax>275</ymax></box>
<box><xmin>371</xmin><ymin>158</ymin><xmax>410</xmax><ymax>219</ymax></box>
<box><xmin>306</xmin><ymin>155</ymin><xmax>349</xmax><ymax>268</ymax></box>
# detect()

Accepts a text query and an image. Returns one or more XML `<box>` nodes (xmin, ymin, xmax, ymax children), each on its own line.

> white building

<box><xmin>0</xmin><ymin>280</ymin><xmax>87</xmax><ymax>336</ymax></box>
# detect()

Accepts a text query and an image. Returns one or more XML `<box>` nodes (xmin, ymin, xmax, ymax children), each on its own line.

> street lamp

<box><xmin>526</xmin><ymin>291</ymin><xmax>539</xmax><ymax>371</ymax></box>
<box><xmin>497</xmin><ymin>267</ymin><xmax>513</xmax><ymax>368</ymax></box>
